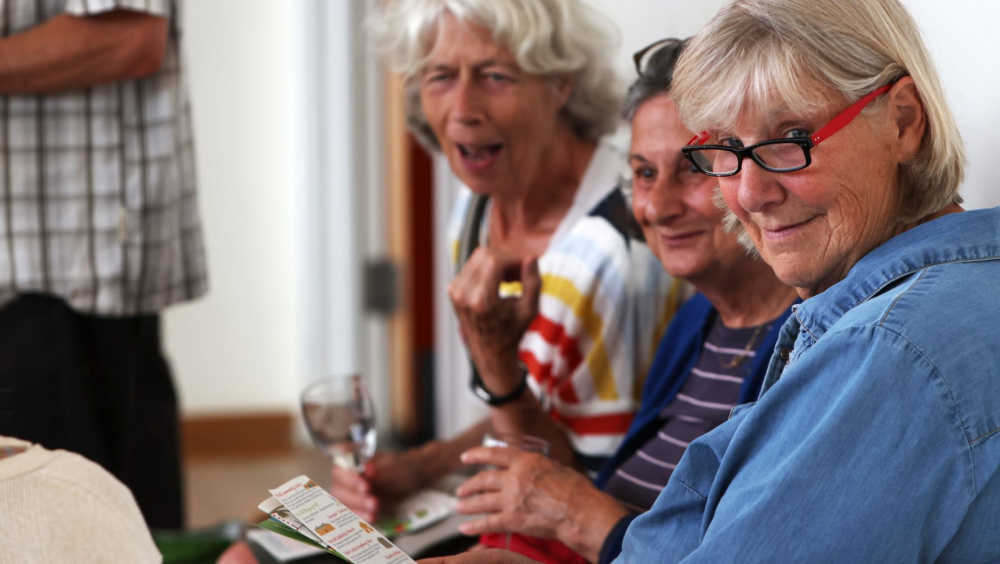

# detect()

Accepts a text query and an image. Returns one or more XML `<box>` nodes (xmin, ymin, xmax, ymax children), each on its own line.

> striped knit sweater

<box><xmin>449</xmin><ymin>143</ymin><xmax>689</xmax><ymax>472</ymax></box>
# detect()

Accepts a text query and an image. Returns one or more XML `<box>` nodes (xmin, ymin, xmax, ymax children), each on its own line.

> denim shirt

<box><xmin>614</xmin><ymin>207</ymin><xmax>1000</xmax><ymax>564</ymax></box>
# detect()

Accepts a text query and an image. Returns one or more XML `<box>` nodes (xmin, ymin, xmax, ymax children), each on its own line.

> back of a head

<box><xmin>671</xmin><ymin>0</ymin><xmax>965</xmax><ymax>223</ymax></box>
<box><xmin>369</xmin><ymin>0</ymin><xmax>622</xmax><ymax>149</ymax></box>
<box><xmin>0</xmin><ymin>440</ymin><xmax>161</xmax><ymax>563</ymax></box>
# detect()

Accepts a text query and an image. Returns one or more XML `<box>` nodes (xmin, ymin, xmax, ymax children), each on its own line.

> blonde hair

<box><xmin>672</xmin><ymin>0</ymin><xmax>965</xmax><ymax>226</ymax></box>
<box><xmin>369</xmin><ymin>0</ymin><xmax>622</xmax><ymax>149</ymax></box>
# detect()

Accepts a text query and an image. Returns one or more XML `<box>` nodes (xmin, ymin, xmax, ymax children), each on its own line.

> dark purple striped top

<box><xmin>602</xmin><ymin>317</ymin><xmax>770</xmax><ymax>512</ymax></box>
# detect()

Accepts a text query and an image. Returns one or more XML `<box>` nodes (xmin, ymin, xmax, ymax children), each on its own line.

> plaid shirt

<box><xmin>0</xmin><ymin>0</ymin><xmax>207</xmax><ymax>316</ymax></box>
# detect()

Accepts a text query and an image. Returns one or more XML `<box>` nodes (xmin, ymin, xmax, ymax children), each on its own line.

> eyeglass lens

<box><xmin>753</xmin><ymin>143</ymin><xmax>808</xmax><ymax>171</ymax></box>
<box><xmin>691</xmin><ymin>142</ymin><xmax>808</xmax><ymax>174</ymax></box>
<box><xmin>689</xmin><ymin>149</ymin><xmax>726</xmax><ymax>174</ymax></box>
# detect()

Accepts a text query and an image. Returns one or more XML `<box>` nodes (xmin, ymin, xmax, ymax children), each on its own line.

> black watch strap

<box><xmin>470</xmin><ymin>362</ymin><xmax>529</xmax><ymax>407</ymax></box>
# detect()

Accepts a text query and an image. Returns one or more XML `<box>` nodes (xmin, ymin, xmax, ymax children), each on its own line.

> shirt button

<box><xmin>779</xmin><ymin>348</ymin><xmax>792</xmax><ymax>362</ymax></box>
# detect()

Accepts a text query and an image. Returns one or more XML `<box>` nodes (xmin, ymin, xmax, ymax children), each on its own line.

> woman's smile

<box><xmin>758</xmin><ymin>214</ymin><xmax>821</xmax><ymax>244</ymax></box>
<box><xmin>657</xmin><ymin>228</ymin><xmax>708</xmax><ymax>247</ymax></box>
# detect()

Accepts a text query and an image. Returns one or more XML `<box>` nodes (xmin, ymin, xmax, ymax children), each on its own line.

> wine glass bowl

<box><xmin>300</xmin><ymin>375</ymin><xmax>376</xmax><ymax>471</ymax></box>
<box><xmin>481</xmin><ymin>432</ymin><xmax>550</xmax><ymax>456</ymax></box>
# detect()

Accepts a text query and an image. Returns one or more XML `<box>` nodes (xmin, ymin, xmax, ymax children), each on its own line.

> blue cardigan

<box><xmin>596</xmin><ymin>293</ymin><xmax>795</xmax><ymax>564</ymax></box>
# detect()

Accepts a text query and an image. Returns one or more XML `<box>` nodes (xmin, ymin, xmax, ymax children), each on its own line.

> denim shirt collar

<box><xmin>792</xmin><ymin>207</ymin><xmax>1000</xmax><ymax>342</ymax></box>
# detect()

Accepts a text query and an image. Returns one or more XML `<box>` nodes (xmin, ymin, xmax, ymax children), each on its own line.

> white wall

<box><xmin>904</xmin><ymin>0</ymin><xmax>1000</xmax><ymax>210</ymax></box>
<box><xmin>164</xmin><ymin>1</ymin><xmax>306</xmax><ymax>415</ymax></box>
<box><xmin>586</xmin><ymin>0</ymin><xmax>725</xmax><ymax>77</ymax></box>
<box><xmin>166</xmin><ymin>0</ymin><xmax>366</xmax><ymax>417</ymax></box>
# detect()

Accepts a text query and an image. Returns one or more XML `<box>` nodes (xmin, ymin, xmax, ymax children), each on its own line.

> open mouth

<box><xmin>457</xmin><ymin>143</ymin><xmax>503</xmax><ymax>163</ymax></box>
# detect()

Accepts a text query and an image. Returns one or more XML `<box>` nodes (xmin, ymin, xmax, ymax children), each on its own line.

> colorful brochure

<box><xmin>256</xmin><ymin>475</ymin><xmax>415</xmax><ymax>564</ymax></box>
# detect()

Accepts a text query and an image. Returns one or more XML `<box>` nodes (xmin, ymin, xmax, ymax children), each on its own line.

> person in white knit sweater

<box><xmin>0</xmin><ymin>435</ymin><xmax>161</xmax><ymax>564</ymax></box>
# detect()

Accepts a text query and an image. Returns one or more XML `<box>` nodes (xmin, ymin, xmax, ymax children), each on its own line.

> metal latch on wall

<box><xmin>362</xmin><ymin>258</ymin><xmax>399</xmax><ymax>315</ymax></box>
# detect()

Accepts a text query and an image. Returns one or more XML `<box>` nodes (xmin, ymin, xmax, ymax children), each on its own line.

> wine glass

<box><xmin>300</xmin><ymin>375</ymin><xmax>377</xmax><ymax>472</ymax></box>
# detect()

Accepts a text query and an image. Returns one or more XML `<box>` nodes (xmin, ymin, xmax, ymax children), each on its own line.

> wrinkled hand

<box><xmin>418</xmin><ymin>549</ymin><xmax>542</xmax><ymax>564</ymax></box>
<box><xmin>448</xmin><ymin>248</ymin><xmax>541</xmax><ymax>395</ymax></box>
<box><xmin>454</xmin><ymin>447</ymin><xmax>623</xmax><ymax>545</ymax></box>
<box><xmin>330</xmin><ymin>450</ymin><xmax>429</xmax><ymax>522</ymax></box>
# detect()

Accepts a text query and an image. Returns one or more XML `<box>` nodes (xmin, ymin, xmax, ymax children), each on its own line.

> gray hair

<box><xmin>369</xmin><ymin>0</ymin><xmax>622</xmax><ymax>150</ymax></box>
<box><xmin>671</xmin><ymin>0</ymin><xmax>965</xmax><ymax>227</ymax></box>
<box><xmin>622</xmin><ymin>37</ymin><xmax>758</xmax><ymax>255</ymax></box>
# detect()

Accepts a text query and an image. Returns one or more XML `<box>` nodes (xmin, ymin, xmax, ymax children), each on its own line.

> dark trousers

<box><xmin>0</xmin><ymin>293</ymin><xmax>184</xmax><ymax>530</ymax></box>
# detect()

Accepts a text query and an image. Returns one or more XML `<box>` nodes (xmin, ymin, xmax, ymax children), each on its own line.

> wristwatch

<box><xmin>470</xmin><ymin>362</ymin><xmax>529</xmax><ymax>407</ymax></box>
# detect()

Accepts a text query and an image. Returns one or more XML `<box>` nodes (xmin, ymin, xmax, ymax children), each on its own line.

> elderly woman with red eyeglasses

<box><xmin>419</xmin><ymin>0</ymin><xmax>1000</xmax><ymax>563</ymax></box>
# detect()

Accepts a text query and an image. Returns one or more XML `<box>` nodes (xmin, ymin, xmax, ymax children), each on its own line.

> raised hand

<box><xmin>448</xmin><ymin>248</ymin><xmax>541</xmax><ymax>396</ymax></box>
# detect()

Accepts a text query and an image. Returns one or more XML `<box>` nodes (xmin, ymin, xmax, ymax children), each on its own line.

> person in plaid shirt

<box><xmin>0</xmin><ymin>0</ymin><xmax>207</xmax><ymax>529</ymax></box>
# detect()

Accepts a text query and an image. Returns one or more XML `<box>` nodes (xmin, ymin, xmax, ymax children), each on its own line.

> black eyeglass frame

<box><xmin>681</xmin><ymin>137</ymin><xmax>815</xmax><ymax>177</ymax></box>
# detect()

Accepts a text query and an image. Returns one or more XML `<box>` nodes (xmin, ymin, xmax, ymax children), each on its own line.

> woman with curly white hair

<box><xmin>331</xmin><ymin>0</ymin><xmax>684</xmax><ymax>524</ymax></box>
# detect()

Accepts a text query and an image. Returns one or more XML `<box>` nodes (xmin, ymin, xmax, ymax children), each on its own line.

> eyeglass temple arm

<box><xmin>687</xmin><ymin>133</ymin><xmax>711</xmax><ymax>146</ymax></box>
<box><xmin>685</xmin><ymin>83</ymin><xmax>895</xmax><ymax>149</ymax></box>
<box><xmin>810</xmin><ymin>83</ymin><xmax>894</xmax><ymax>146</ymax></box>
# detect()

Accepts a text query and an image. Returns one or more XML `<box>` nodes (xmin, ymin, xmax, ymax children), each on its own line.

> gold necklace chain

<box><xmin>720</xmin><ymin>323</ymin><xmax>767</xmax><ymax>368</ymax></box>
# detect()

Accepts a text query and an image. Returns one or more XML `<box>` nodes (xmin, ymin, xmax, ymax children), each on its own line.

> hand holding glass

<box><xmin>481</xmin><ymin>432</ymin><xmax>549</xmax><ymax>550</ymax></box>
<box><xmin>301</xmin><ymin>375</ymin><xmax>376</xmax><ymax>472</ymax></box>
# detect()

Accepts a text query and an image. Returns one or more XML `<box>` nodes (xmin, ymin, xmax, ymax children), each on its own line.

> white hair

<box><xmin>672</xmin><ymin>0</ymin><xmax>965</xmax><ymax>226</ymax></box>
<box><xmin>369</xmin><ymin>0</ymin><xmax>622</xmax><ymax>149</ymax></box>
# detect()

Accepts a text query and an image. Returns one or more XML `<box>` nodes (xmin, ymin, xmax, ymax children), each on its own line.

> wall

<box><xmin>904</xmin><ymin>0</ymin><xmax>1000</xmax><ymax>210</ymax></box>
<box><xmin>164</xmin><ymin>1</ymin><xmax>306</xmax><ymax>415</ymax></box>
<box><xmin>167</xmin><ymin>0</ymin><xmax>366</xmax><ymax>418</ymax></box>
